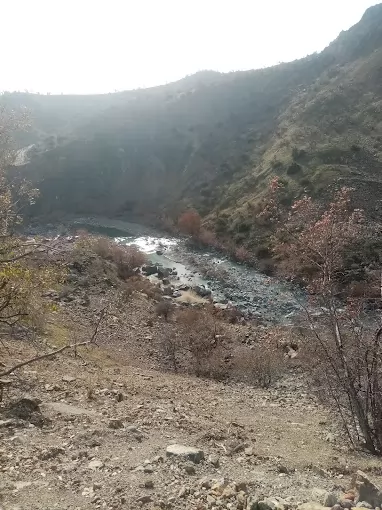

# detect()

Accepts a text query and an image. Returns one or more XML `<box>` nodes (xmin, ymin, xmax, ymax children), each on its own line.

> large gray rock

<box><xmin>352</xmin><ymin>470</ymin><xmax>382</xmax><ymax>507</ymax></box>
<box><xmin>166</xmin><ymin>444</ymin><xmax>204</xmax><ymax>464</ymax></box>
<box><xmin>142</xmin><ymin>265</ymin><xmax>158</xmax><ymax>276</ymax></box>
<box><xmin>193</xmin><ymin>285</ymin><xmax>212</xmax><ymax>298</ymax></box>
<box><xmin>157</xmin><ymin>267</ymin><xmax>172</xmax><ymax>278</ymax></box>
<box><xmin>5</xmin><ymin>397</ymin><xmax>46</xmax><ymax>427</ymax></box>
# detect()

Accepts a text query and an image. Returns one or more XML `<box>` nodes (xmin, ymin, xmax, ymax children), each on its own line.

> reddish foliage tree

<box><xmin>261</xmin><ymin>178</ymin><xmax>382</xmax><ymax>455</ymax></box>
<box><xmin>178</xmin><ymin>209</ymin><xmax>201</xmax><ymax>237</ymax></box>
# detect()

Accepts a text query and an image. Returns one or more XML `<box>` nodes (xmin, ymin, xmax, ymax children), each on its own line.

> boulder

<box><xmin>157</xmin><ymin>267</ymin><xmax>172</xmax><ymax>278</ymax></box>
<box><xmin>5</xmin><ymin>397</ymin><xmax>46</xmax><ymax>427</ymax></box>
<box><xmin>351</xmin><ymin>470</ymin><xmax>382</xmax><ymax>507</ymax></box>
<box><xmin>142</xmin><ymin>265</ymin><xmax>158</xmax><ymax>276</ymax></box>
<box><xmin>166</xmin><ymin>444</ymin><xmax>204</xmax><ymax>464</ymax></box>
<box><xmin>163</xmin><ymin>286</ymin><xmax>173</xmax><ymax>296</ymax></box>
<box><xmin>193</xmin><ymin>285</ymin><xmax>212</xmax><ymax>298</ymax></box>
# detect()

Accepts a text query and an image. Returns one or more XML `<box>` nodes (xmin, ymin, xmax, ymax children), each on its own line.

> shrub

<box><xmin>198</xmin><ymin>229</ymin><xmax>220</xmax><ymax>249</ymax></box>
<box><xmin>76</xmin><ymin>236</ymin><xmax>147</xmax><ymax>280</ymax></box>
<box><xmin>178</xmin><ymin>209</ymin><xmax>202</xmax><ymax>237</ymax></box>
<box><xmin>233</xmin><ymin>332</ymin><xmax>285</xmax><ymax>388</ymax></box>
<box><xmin>263</xmin><ymin>181</ymin><xmax>382</xmax><ymax>455</ymax></box>
<box><xmin>123</xmin><ymin>276</ymin><xmax>162</xmax><ymax>301</ymax></box>
<box><xmin>176</xmin><ymin>308</ymin><xmax>226</xmax><ymax>378</ymax></box>
<box><xmin>155</xmin><ymin>300</ymin><xmax>173</xmax><ymax>321</ymax></box>
<box><xmin>234</xmin><ymin>246</ymin><xmax>253</xmax><ymax>264</ymax></box>
<box><xmin>159</xmin><ymin>325</ymin><xmax>182</xmax><ymax>372</ymax></box>
<box><xmin>286</xmin><ymin>162</ymin><xmax>302</xmax><ymax>176</ymax></box>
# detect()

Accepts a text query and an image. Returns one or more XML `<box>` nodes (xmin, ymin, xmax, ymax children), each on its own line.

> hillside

<box><xmin>4</xmin><ymin>3</ymin><xmax>382</xmax><ymax>247</ymax></box>
<box><xmin>2</xmin><ymin>233</ymin><xmax>382</xmax><ymax>510</ymax></box>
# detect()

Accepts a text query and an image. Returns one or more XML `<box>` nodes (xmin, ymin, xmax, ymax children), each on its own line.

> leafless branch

<box><xmin>0</xmin><ymin>340</ymin><xmax>93</xmax><ymax>378</ymax></box>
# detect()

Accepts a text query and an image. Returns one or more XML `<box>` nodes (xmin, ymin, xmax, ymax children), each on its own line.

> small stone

<box><xmin>178</xmin><ymin>486</ymin><xmax>188</xmax><ymax>498</ymax></box>
<box><xmin>222</xmin><ymin>486</ymin><xmax>236</xmax><ymax>499</ymax></box>
<box><xmin>298</xmin><ymin>503</ymin><xmax>327</xmax><ymax>510</ymax></box>
<box><xmin>207</xmin><ymin>495</ymin><xmax>216</xmax><ymax>504</ymax></box>
<box><xmin>166</xmin><ymin>444</ymin><xmax>204</xmax><ymax>464</ymax></box>
<box><xmin>144</xmin><ymin>480</ymin><xmax>154</xmax><ymax>489</ymax></box>
<box><xmin>62</xmin><ymin>375</ymin><xmax>76</xmax><ymax>383</ymax></box>
<box><xmin>258</xmin><ymin>497</ymin><xmax>287</xmax><ymax>510</ymax></box>
<box><xmin>126</xmin><ymin>425</ymin><xmax>139</xmax><ymax>432</ymax></box>
<box><xmin>244</xmin><ymin>446</ymin><xmax>255</xmax><ymax>456</ymax></box>
<box><xmin>340</xmin><ymin>500</ymin><xmax>355</xmax><ymax>509</ymax></box>
<box><xmin>211</xmin><ymin>478</ymin><xmax>229</xmax><ymax>495</ymax></box>
<box><xmin>237</xmin><ymin>491</ymin><xmax>247</xmax><ymax>505</ymax></box>
<box><xmin>184</xmin><ymin>464</ymin><xmax>196</xmax><ymax>475</ymax></box>
<box><xmin>208</xmin><ymin>454</ymin><xmax>220</xmax><ymax>467</ymax></box>
<box><xmin>199</xmin><ymin>477</ymin><xmax>212</xmax><ymax>489</ymax></box>
<box><xmin>82</xmin><ymin>487</ymin><xmax>94</xmax><ymax>497</ymax></box>
<box><xmin>236</xmin><ymin>482</ymin><xmax>248</xmax><ymax>493</ymax></box>
<box><xmin>108</xmin><ymin>419</ymin><xmax>124</xmax><ymax>429</ymax></box>
<box><xmin>88</xmin><ymin>459</ymin><xmax>104</xmax><ymax>470</ymax></box>
<box><xmin>312</xmin><ymin>489</ymin><xmax>338</xmax><ymax>507</ymax></box>
<box><xmin>137</xmin><ymin>495</ymin><xmax>152</xmax><ymax>504</ymax></box>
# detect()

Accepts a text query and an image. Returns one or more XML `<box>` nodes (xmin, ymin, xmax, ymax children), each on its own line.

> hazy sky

<box><xmin>2</xmin><ymin>0</ymin><xmax>377</xmax><ymax>94</ymax></box>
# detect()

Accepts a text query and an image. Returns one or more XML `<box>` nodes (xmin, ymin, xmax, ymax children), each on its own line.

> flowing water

<box><xmin>72</xmin><ymin>219</ymin><xmax>304</xmax><ymax>323</ymax></box>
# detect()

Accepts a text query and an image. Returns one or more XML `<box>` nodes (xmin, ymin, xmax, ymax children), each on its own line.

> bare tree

<box><xmin>263</xmin><ymin>179</ymin><xmax>382</xmax><ymax>454</ymax></box>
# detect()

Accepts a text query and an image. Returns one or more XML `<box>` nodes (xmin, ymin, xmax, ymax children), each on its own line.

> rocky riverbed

<box><xmin>27</xmin><ymin>216</ymin><xmax>304</xmax><ymax>324</ymax></box>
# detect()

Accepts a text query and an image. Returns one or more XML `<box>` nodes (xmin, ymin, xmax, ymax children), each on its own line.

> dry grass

<box><xmin>174</xmin><ymin>290</ymin><xmax>206</xmax><ymax>304</ymax></box>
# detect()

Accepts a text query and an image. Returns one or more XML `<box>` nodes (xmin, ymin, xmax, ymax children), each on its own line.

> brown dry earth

<box><xmin>2</xmin><ymin>313</ymin><xmax>382</xmax><ymax>510</ymax></box>
<box><xmin>2</xmin><ymin>240</ymin><xmax>382</xmax><ymax>510</ymax></box>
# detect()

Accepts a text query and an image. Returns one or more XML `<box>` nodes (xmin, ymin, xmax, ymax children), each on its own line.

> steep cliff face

<box><xmin>5</xmin><ymin>4</ymin><xmax>382</xmax><ymax>244</ymax></box>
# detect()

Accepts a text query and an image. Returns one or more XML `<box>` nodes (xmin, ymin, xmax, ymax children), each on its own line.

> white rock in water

<box><xmin>166</xmin><ymin>444</ymin><xmax>204</xmax><ymax>464</ymax></box>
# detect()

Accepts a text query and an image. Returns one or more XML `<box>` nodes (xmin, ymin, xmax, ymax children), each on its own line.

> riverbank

<box><xmin>26</xmin><ymin>216</ymin><xmax>304</xmax><ymax>324</ymax></box>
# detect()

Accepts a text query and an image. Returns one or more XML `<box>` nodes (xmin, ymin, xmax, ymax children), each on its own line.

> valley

<box><xmin>2</xmin><ymin>4</ymin><xmax>382</xmax><ymax>510</ymax></box>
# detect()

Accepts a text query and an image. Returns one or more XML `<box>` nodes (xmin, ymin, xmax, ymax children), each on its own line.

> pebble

<box><xmin>88</xmin><ymin>459</ymin><xmax>104</xmax><ymax>470</ymax></box>
<box><xmin>208</xmin><ymin>454</ymin><xmax>220</xmax><ymax>467</ymax></box>
<box><xmin>108</xmin><ymin>419</ymin><xmax>124</xmax><ymax>429</ymax></box>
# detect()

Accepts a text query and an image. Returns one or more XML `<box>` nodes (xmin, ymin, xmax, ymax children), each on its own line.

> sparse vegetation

<box><xmin>155</xmin><ymin>300</ymin><xmax>173</xmax><ymax>321</ymax></box>
<box><xmin>264</xmin><ymin>178</ymin><xmax>382</xmax><ymax>454</ymax></box>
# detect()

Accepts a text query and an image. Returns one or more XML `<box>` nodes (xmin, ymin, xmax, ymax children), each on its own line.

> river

<box><xmin>69</xmin><ymin>218</ymin><xmax>304</xmax><ymax>324</ymax></box>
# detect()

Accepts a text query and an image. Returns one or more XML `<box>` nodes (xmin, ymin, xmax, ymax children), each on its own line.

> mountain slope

<box><xmin>6</xmin><ymin>3</ymin><xmax>382</xmax><ymax>245</ymax></box>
